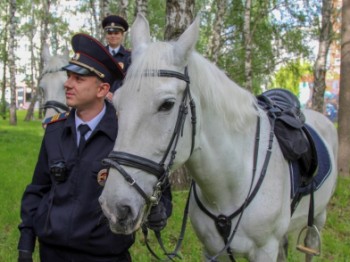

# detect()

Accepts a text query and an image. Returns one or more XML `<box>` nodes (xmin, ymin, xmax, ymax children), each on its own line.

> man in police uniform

<box><xmin>102</xmin><ymin>15</ymin><xmax>131</xmax><ymax>100</ymax></box>
<box><xmin>18</xmin><ymin>33</ymin><xmax>171</xmax><ymax>262</ymax></box>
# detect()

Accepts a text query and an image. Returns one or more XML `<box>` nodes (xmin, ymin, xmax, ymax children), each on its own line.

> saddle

<box><xmin>257</xmin><ymin>88</ymin><xmax>318</xmax><ymax>183</ymax></box>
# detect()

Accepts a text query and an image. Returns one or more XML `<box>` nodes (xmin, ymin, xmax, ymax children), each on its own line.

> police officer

<box><xmin>18</xmin><ymin>33</ymin><xmax>171</xmax><ymax>262</ymax></box>
<box><xmin>102</xmin><ymin>15</ymin><xmax>131</xmax><ymax>100</ymax></box>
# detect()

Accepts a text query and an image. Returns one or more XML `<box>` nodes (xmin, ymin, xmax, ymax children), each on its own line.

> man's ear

<box><xmin>97</xmin><ymin>82</ymin><xmax>110</xmax><ymax>98</ymax></box>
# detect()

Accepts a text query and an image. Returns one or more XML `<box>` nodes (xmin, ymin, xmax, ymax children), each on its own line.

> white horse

<box><xmin>40</xmin><ymin>44</ymin><xmax>69</xmax><ymax>120</ymax></box>
<box><xmin>99</xmin><ymin>14</ymin><xmax>338</xmax><ymax>262</ymax></box>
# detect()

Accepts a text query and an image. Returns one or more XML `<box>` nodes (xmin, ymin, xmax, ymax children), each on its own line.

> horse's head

<box><xmin>40</xmin><ymin>44</ymin><xmax>69</xmax><ymax>119</ymax></box>
<box><xmin>99</xmin><ymin>14</ymin><xmax>200</xmax><ymax>234</ymax></box>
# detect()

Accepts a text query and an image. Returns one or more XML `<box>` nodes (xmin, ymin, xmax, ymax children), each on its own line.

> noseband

<box><xmin>102</xmin><ymin>67</ymin><xmax>196</xmax><ymax>205</ymax></box>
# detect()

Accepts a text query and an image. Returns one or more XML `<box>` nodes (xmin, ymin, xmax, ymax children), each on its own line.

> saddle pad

<box><xmin>289</xmin><ymin>124</ymin><xmax>332</xmax><ymax>198</ymax></box>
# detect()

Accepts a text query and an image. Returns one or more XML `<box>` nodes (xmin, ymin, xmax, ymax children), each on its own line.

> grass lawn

<box><xmin>0</xmin><ymin>110</ymin><xmax>349</xmax><ymax>261</ymax></box>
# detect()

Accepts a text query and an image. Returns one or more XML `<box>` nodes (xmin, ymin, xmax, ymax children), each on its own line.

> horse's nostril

<box><xmin>117</xmin><ymin>205</ymin><xmax>131</xmax><ymax>221</ymax></box>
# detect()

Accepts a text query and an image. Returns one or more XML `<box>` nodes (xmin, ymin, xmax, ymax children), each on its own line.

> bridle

<box><xmin>102</xmin><ymin>67</ymin><xmax>197</xmax><ymax>207</ymax></box>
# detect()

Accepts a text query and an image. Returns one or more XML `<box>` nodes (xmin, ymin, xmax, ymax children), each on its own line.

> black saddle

<box><xmin>257</xmin><ymin>88</ymin><xmax>318</xmax><ymax>182</ymax></box>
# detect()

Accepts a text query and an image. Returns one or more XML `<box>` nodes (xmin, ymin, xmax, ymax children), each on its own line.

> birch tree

<box><xmin>164</xmin><ymin>0</ymin><xmax>194</xmax><ymax>40</ymax></box>
<box><xmin>205</xmin><ymin>0</ymin><xmax>226</xmax><ymax>64</ymax></box>
<box><xmin>24</xmin><ymin>3</ymin><xmax>39</xmax><ymax>121</ymax></box>
<box><xmin>164</xmin><ymin>0</ymin><xmax>195</xmax><ymax>189</ymax></box>
<box><xmin>8</xmin><ymin>0</ymin><xmax>17</xmax><ymax>125</ymax></box>
<box><xmin>311</xmin><ymin>0</ymin><xmax>334</xmax><ymax>112</ymax></box>
<box><xmin>135</xmin><ymin>0</ymin><xmax>148</xmax><ymax>17</ymax></box>
<box><xmin>243</xmin><ymin>0</ymin><xmax>253</xmax><ymax>91</ymax></box>
<box><xmin>1</xmin><ymin>17</ymin><xmax>8</xmax><ymax>120</ymax></box>
<box><xmin>119</xmin><ymin>0</ymin><xmax>129</xmax><ymax>19</ymax></box>
<box><xmin>37</xmin><ymin>0</ymin><xmax>52</xmax><ymax>119</ymax></box>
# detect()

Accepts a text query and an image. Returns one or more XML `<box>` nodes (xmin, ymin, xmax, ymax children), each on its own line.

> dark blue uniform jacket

<box><xmin>18</xmin><ymin>102</ymin><xmax>172</xmax><ymax>256</ymax></box>
<box><xmin>108</xmin><ymin>45</ymin><xmax>131</xmax><ymax>93</ymax></box>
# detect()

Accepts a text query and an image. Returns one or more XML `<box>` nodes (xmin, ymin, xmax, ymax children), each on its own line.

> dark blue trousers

<box><xmin>39</xmin><ymin>242</ymin><xmax>132</xmax><ymax>262</ymax></box>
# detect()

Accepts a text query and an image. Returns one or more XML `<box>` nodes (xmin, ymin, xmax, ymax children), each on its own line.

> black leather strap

<box><xmin>102</xmin><ymin>157</ymin><xmax>152</xmax><ymax>204</ymax></box>
<box><xmin>43</xmin><ymin>100</ymin><xmax>69</xmax><ymax>113</ymax></box>
<box><xmin>108</xmin><ymin>151</ymin><xmax>165</xmax><ymax>178</ymax></box>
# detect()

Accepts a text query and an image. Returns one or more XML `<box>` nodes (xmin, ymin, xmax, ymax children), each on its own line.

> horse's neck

<box><xmin>186</xmin><ymin>109</ymin><xmax>270</xmax><ymax>213</ymax></box>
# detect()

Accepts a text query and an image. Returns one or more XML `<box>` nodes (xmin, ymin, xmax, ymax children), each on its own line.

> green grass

<box><xmin>1</xmin><ymin>111</ymin><xmax>349</xmax><ymax>261</ymax></box>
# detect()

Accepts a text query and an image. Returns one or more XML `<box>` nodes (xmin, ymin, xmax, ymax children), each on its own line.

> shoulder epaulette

<box><xmin>42</xmin><ymin>112</ymin><xmax>69</xmax><ymax>127</ymax></box>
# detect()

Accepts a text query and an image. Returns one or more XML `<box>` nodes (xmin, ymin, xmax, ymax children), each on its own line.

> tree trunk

<box><xmin>1</xmin><ymin>21</ymin><xmax>8</xmax><ymax>120</ymax></box>
<box><xmin>338</xmin><ymin>0</ymin><xmax>350</xmax><ymax>176</ymax></box>
<box><xmin>164</xmin><ymin>0</ymin><xmax>195</xmax><ymax>190</ymax></box>
<box><xmin>205</xmin><ymin>0</ymin><xmax>226</xmax><ymax>64</ymax></box>
<box><xmin>243</xmin><ymin>0</ymin><xmax>253</xmax><ymax>92</ymax></box>
<box><xmin>98</xmin><ymin>0</ymin><xmax>110</xmax><ymax>41</ymax></box>
<box><xmin>135</xmin><ymin>0</ymin><xmax>148</xmax><ymax>17</ymax></box>
<box><xmin>37</xmin><ymin>0</ymin><xmax>51</xmax><ymax>120</ymax></box>
<box><xmin>25</xmin><ymin>6</ymin><xmax>37</xmax><ymax>121</ymax></box>
<box><xmin>164</xmin><ymin>0</ymin><xmax>194</xmax><ymax>41</ymax></box>
<box><xmin>311</xmin><ymin>0</ymin><xmax>333</xmax><ymax>113</ymax></box>
<box><xmin>8</xmin><ymin>0</ymin><xmax>17</xmax><ymax>125</ymax></box>
<box><xmin>119</xmin><ymin>0</ymin><xmax>128</xmax><ymax>19</ymax></box>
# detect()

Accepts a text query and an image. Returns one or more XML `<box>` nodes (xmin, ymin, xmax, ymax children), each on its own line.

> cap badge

<box><xmin>72</xmin><ymin>53</ymin><xmax>80</xmax><ymax>61</ymax></box>
<box><xmin>111</xmin><ymin>22</ymin><xmax>115</xmax><ymax>27</ymax></box>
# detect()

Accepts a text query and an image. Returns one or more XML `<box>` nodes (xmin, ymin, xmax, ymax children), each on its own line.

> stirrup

<box><xmin>296</xmin><ymin>225</ymin><xmax>321</xmax><ymax>256</ymax></box>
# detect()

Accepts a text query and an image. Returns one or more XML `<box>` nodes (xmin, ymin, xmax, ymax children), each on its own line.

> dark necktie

<box><xmin>78</xmin><ymin>124</ymin><xmax>90</xmax><ymax>154</ymax></box>
<box><xmin>112</xmin><ymin>50</ymin><xmax>116</xmax><ymax>56</ymax></box>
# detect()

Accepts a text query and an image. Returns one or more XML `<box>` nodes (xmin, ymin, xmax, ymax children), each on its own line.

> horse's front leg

<box><xmin>276</xmin><ymin>234</ymin><xmax>289</xmax><ymax>262</ymax></box>
<box><xmin>250</xmin><ymin>238</ymin><xmax>281</xmax><ymax>262</ymax></box>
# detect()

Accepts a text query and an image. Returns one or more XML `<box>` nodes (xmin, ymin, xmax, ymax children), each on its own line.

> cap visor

<box><xmin>105</xmin><ymin>27</ymin><xmax>124</xmax><ymax>33</ymax></box>
<box><xmin>62</xmin><ymin>64</ymin><xmax>93</xmax><ymax>75</ymax></box>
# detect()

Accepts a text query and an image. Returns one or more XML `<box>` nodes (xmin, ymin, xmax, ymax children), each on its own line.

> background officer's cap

<box><xmin>62</xmin><ymin>33</ymin><xmax>124</xmax><ymax>85</ymax></box>
<box><xmin>102</xmin><ymin>15</ymin><xmax>129</xmax><ymax>33</ymax></box>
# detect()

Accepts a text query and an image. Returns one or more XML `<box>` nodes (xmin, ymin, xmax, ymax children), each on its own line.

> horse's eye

<box><xmin>158</xmin><ymin>100</ymin><xmax>175</xmax><ymax>111</ymax></box>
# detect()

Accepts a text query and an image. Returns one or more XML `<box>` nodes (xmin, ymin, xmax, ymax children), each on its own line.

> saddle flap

<box><xmin>257</xmin><ymin>89</ymin><xmax>318</xmax><ymax>179</ymax></box>
<box><xmin>278</xmin><ymin>112</ymin><xmax>304</xmax><ymax>129</ymax></box>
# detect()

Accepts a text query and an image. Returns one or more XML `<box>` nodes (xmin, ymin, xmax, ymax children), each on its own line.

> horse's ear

<box><xmin>42</xmin><ymin>44</ymin><xmax>51</xmax><ymax>64</ymax></box>
<box><xmin>131</xmin><ymin>13</ymin><xmax>151</xmax><ymax>58</ymax></box>
<box><xmin>173</xmin><ymin>15</ymin><xmax>200</xmax><ymax>66</ymax></box>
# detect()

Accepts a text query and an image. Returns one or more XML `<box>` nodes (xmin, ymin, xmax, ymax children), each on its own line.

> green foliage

<box><xmin>0</xmin><ymin>110</ymin><xmax>43</xmax><ymax>261</ymax></box>
<box><xmin>1</xmin><ymin>0</ymin><xmax>326</xmax><ymax>98</ymax></box>
<box><xmin>147</xmin><ymin>0</ymin><xmax>166</xmax><ymax>40</ymax></box>
<box><xmin>269</xmin><ymin>59</ymin><xmax>312</xmax><ymax>95</ymax></box>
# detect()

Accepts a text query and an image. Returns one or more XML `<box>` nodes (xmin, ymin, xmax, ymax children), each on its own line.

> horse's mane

<box><xmin>122</xmin><ymin>41</ymin><xmax>257</xmax><ymax>132</ymax></box>
<box><xmin>40</xmin><ymin>53</ymin><xmax>68</xmax><ymax>104</ymax></box>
